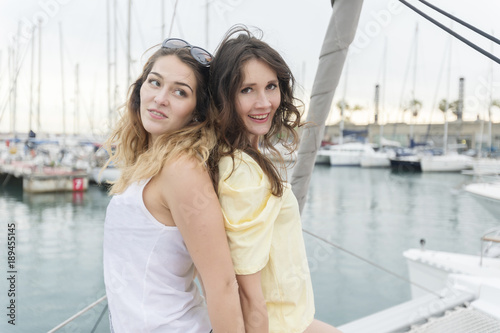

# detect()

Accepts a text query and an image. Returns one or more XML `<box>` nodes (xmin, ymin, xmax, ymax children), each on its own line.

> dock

<box><xmin>1</xmin><ymin>160</ymin><xmax>88</xmax><ymax>193</ymax></box>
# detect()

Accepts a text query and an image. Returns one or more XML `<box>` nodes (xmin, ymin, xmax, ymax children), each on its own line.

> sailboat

<box><xmin>360</xmin><ymin>79</ymin><xmax>396</xmax><ymax>168</ymax></box>
<box><xmin>389</xmin><ymin>24</ymin><xmax>425</xmax><ymax>172</ymax></box>
<box><xmin>421</xmin><ymin>78</ymin><xmax>474</xmax><ymax>171</ymax></box>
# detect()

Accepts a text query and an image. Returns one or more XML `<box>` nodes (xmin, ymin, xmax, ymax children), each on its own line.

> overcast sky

<box><xmin>1</xmin><ymin>0</ymin><xmax>499</xmax><ymax>135</ymax></box>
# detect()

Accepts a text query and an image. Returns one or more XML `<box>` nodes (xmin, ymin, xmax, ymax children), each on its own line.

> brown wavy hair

<box><xmin>103</xmin><ymin>46</ymin><xmax>216</xmax><ymax>194</ymax></box>
<box><xmin>209</xmin><ymin>25</ymin><xmax>303</xmax><ymax>197</ymax></box>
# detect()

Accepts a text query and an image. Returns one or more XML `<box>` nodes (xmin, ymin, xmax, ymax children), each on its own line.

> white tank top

<box><xmin>103</xmin><ymin>179</ymin><xmax>212</xmax><ymax>333</ymax></box>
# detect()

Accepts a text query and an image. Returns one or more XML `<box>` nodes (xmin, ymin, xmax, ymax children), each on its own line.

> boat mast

<box><xmin>380</xmin><ymin>37</ymin><xmax>387</xmax><ymax>146</ymax></box>
<box><xmin>443</xmin><ymin>33</ymin><xmax>452</xmax><ymax>156</ymax></box>
<box><xmin>107</xmin><ymin>0</ymin><xmax>112</xmax><ymax>130</ymax></box>
<box><xmin>113</xmin><ymin>0</ymin><xmax>118</xmax><ymax>127</ymax></box>
<box><xmin>74</xmin><ymin>64</ymin><xmax>79</xmax><ymax>135</ymax></box>
<box><xmin>59</xmin><ymin>22</ymin><xmax>67</xmax><ymax>138</ymax></box>
<box><xmin>487</xmin><ymin>38</ymin><xmax>494</xmax><ymax>155</ymax></box>
<box><xmin>410</xmin><ymin>23</ymin><xmax>418</xmax><ymax>144</ymax></box>
<box><xmin>374</xmin><ymin>84</ymin><xmax>379</xmax><ymax>124</ymax></box>
<box><xmin>339</xmin><ymin>60</ymin><xmax>348</xmax><ymax>145</ymax></box>
<box><xmin>8</xmin><ymin>45</ymin><xmax>13</xmax><ymax>134</ymax></box>
<box><xmin>126</xmin><ymin>0</ymin><xmax>132</xmax><ymax>87</ymax></box>
<box><xmin>205</xmin><ymin>0</ymin><xmax>209</xmax><ymax>48</ymax></box>
<box><xmin>161</xmin><ymin>0</ymin><xmax>165</xmax><ymax>38</ymax></box>
<box><xmin>168</xmin><ymin>0</ymin><xmax>179</xmax><ymax>37</ymax></box>
<box><xmin>37</xmin><ymin>18</ymin><xmax>42</xmax><ymax>133</ymax></box>
<box><xmin>29</xmin><ymin>26</ymin><xmax>35</xmax><ymax>133</ymax></box>
<box><xmin>12</xmin><ymin>22</ymin><xmax>21</xmax><ymax>137</ymax></box>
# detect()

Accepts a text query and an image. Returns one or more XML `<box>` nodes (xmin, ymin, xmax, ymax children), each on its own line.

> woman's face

<box><xmin>140</xmin><ymin>55</ymin><xmax>198</xmax><ymax>143</ymax></box>
<box><xmin>235</xmin><ymin>58</ymin><xmax>281</xmax><ymax>148</ymax></box>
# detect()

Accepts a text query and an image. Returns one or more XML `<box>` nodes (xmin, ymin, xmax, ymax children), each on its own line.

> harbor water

<box><xmin>0</xmin><ymin>166</ymin><xmax>498</xmax><ymax>332</ymax></box>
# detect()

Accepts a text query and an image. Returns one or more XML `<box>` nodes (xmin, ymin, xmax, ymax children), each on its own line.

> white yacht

<box><xmin>470</xmin><ymin>158</ymin><xmax>500</xmax><ymax>176</ymax></box>
<box><xmin>317</xmin><ymin>142</ymin><xmax>374</xmax><ymax>166</ymax></box>
<box><xmin>420</xmin><ymin>153</ymin><xmax>474</xmax><ymax>172</ymax></box>
<box><xmin>360</xmin><ymin>148</ymin><xmax>395</xmax><ymax>168</ymax></box>
<box><xmin>464</xmin><ymin>181</ymin><xmax>500</xmax><ymax>218</ymax></box>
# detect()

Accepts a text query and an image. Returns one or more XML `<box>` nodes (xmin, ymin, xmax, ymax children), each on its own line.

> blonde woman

<box><xmin>102</xmin><ymin>39</ymin><xmax>244</xmax><ymax>333</ymax></box>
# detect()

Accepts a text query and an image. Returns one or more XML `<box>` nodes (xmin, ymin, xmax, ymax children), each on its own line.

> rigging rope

<box><xmin>417</xmin><ymin>0</ymin><xmax>500</xmax><ymax>45</ymax></box>
<box><xmin>302</xmin><ymin>228</ymin><xmax>443</xmax><ymax>298</ymax></box>
<box><xmin>399</xmin><ymin>0</ymin><xmax>500</xmax><ymax>64</ymax></box>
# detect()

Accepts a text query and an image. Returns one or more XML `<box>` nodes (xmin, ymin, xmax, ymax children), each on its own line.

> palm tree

<box><xmin>491</xmin><ymin>99</ymin><xmax>500</xmax><ymax>111</ymax></box>
<box><xmin>487</xmin><ymin>99</ymin><xmax>500</xmax><ymax>125</ymax></box>
<box><xmin>336</xmin><ymin>99</ymin><xmax>350</xmax><ymax>115</ymax></box>
<box><xmin>408</xmin><ymin>98</ymin><xmax>422</xmax><ymax>117</ymax></box>
<box><xmin>336</xmin><ymin>100</ymin><xmax>363</xmax><ymax>122</ymax></box>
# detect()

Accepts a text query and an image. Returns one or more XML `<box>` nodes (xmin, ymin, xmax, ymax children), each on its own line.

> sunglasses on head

<box><xmin>162</xmin><ymin>38</ymin><xmax>213</xmax><ymax>67</ymax></box>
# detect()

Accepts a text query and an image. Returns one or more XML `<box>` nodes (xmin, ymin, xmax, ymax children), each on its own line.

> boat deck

<box><xmin>408</xmin><ymin>306</ymin><xmax>500</xmax><ymax>332</ymax></box>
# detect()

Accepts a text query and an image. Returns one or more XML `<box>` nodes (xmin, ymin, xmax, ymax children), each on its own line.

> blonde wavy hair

<box><xmin>102</xmin><ymin>46</ymin><xmax>216</xmax><ymax>195</ymax></box>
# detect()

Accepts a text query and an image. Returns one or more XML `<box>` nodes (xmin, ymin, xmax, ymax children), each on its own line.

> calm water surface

<box><xmin>0</xmin><ymin>167</ymin><xmax>498</xmax><ymax>332</ymax></box>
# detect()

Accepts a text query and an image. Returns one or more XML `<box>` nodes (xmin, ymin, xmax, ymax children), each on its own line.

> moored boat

<box><xmin>320</xmin><ymin>142</ymin><xmax>374</xmax><ymax>166</ymax></box>
<box><xmin>464</xmin><ymin>181</ymin><xmax>500</xmax><ymax>217</ymax></box>
<box><xmin>420</xmin><ymin>153</ymin><xmax>473</xmax><ymax>172</ymax></box>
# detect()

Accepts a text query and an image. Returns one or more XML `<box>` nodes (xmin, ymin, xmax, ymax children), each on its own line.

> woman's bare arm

<box><xmin>161</xmin><ymin>156</ymin><xmax>245</xmax><ymax>333</ymax></box>
<box><xmin>237</xmin><ymin>272</ymin><xmax>269</xmax><ymax>333</ymax></box>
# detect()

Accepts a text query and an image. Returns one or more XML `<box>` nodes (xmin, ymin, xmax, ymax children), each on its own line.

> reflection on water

<box><xmin>0</xmin><ymin>167</ymin><xmax>498</xmax><ymax>331</ymax></box>
<box><xmin>0</xmin><ymin>182</ymin><xmax>111</xmax><ymax>332</ymax></box>
<box><xmin>302</xmin><ymin>166</ymin><xmax>498</xmax><ymax>325</ymax></box>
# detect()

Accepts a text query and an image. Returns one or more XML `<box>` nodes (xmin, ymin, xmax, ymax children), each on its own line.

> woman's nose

<box><xmin>154</xmin><ymin>90</ymin><xmax>169</xmax><ymax>106</ymax></box>
<box><xmin>255</xmin><ymin>91</ymin><xmax>272</xmax><ymax>109</ymax></box>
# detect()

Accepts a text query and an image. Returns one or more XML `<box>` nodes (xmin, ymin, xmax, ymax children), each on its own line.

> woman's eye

<box><xmin>267</xmin><ymin>83</ymin><xmax>277</xmax><ymax>90</ymax></box>
<box><xmin>240</xmin><ymin>87</ymin><xmax>252</xmax><ymax>94</ymax></box>
<box><xmin>174</xmin><ymin>89</ymin><xmax>187</xmax><ymax>97</ymax></box>
<box><xmin>148</xmin><ymin>79</ymin><xmax>160</xmax><ymax>87</ymax></box>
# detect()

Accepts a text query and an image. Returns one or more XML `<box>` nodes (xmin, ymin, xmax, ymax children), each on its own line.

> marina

<box><xmin>1</xmin><ymin>164</ymin><xmax>499</xmax><ymax>332</ymax></box>
<box><xmin>1</xmin><ymin>0</ymin><xmax>500</xmax><ymax>331</ymax></box>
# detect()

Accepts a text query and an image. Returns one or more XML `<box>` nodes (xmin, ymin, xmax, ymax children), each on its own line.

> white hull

<box><xmin>420</xmin><ymin>154</ymin><xmax>473</xmax><ymax>172</ymax></box>
<box><xmin>471</xmin><ymin>158</ymin><xmax>500</xmax><ymax>175</ymax></box>
<box><xmin>464</xmin><ymin>182</ymin><xmax>500</xmax><ymax>217</ymax></box>
<box><xmin>404</xmin><ymin>248</ymin><xmax>500</xmax><ymax>298</ymax></box>
<box><xmin>319</xmin><ymin>143</ymin><xmax>375</xmax><ymax>166</ymax></box>
<box><xmin>340</xmin><ymin>247</ymin><xmax>500</xmax><ymax>332</ymax></box>
<box><xmin>360</xmin><ymin>152</ymin><xmax>391</xmax><ymax>168</ymax></box>
<box><xmin>329</xmin><ymin>153</ymin><xmax>362</xmax><ymax>166</ymax></box>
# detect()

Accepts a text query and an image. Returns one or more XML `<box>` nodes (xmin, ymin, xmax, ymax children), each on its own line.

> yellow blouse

<box><xmin>218</xmin><ymin>151</ymin><xmax>315</xmax><ymax>333</ymax></box>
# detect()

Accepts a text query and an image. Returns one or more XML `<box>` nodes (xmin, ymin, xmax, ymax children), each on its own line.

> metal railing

<box><xmin>48</xmin><ymin>295</ymin><xmax>107</xmax><ymax>333</ymax></box>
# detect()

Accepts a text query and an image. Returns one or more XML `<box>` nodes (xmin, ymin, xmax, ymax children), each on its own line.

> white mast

<box><xmin>113</xmin><ymin>0</ymin><xmax>118</xmax><ymax>126</ymax></box>
<box><xmin>59</xmin><ymin>22</ymin><xmax>67</xmax><ymax>138</ymax></box>
<box><xmin>206</xmin><ymin>0</ymin><xmax>209</xmax><ymax>48</ymax></box>
<box><xmin>379</xmin><ymin>37</ymin><xmax>387</xmax><ymax>146</ymax></box>
<box><xmin>37</xmin><ymin>18</ymin><xmax>42</xmax><ymax>133</ymax></box>
<box><xmin>29</xmin><ymin>26</ymin><xmax>35</xmax><ymax>133</ymax></box>
<box><xmin>8</xmin><ymin>45</ymin><xmax>13</xmax><ymax>134</ymax></box>
<box><xmin>107</xmin><ymin>0</ymin><xmax>112</xmax><ymax>130</ymax></box>
<box><xmin>487</xmin><ymin>37</ymin><xmax>494</xmax><ymax>155</ymax></box>
<box><xmin>291</xmin><ymin>0</ymin><xmax>364</xmax><ymax>212</ymax></box>
<box><xmin>126</xmin><ymin>0</ymin><xmax>132</xmax><ymax>87</ymax></box>
<box><xmin>443</xmin><ymin>33</ymin><xmax>452</xmax><ymax>156</ymax></box>
<box><xmin>161</xmin><ymin>0</ymin><xmax>165</xmax><ymax>39</ymax></box>
<box><xmin>410</xmin><ymin>23</ymin><xmax>418</xmax><ymax>143</ymax></box>
<box><xmin>12</xmin><ymin>22</ymin><xmax>21</xmax><ymax>137</ymax></box>
<box><xmin>339</xmin><ymin>60</ymin><xmax>348</xmax><ymax>145</ymax></box>
<box><xmin>74</xmin><ymin>64</ymin><xmax>79</xmax><ymax>135</ymax></box>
